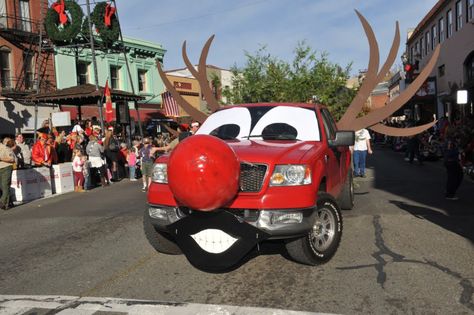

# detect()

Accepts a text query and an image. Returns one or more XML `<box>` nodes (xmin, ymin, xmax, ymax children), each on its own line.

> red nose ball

<box><xmin>168</xmin><ymin>135</ymin><xmax>240</xmax><ymax>211</ymax></box>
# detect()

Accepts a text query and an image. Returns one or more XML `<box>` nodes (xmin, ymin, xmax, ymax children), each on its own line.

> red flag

<box><xmin>104</xmin><ymin>80</ymin><xmax>114</xmax><ymax>122</ymax></box>
<box><xmin>161</xmin><ymin>91</ymin><xmax>180</xmax><ymax>117</ymax></box>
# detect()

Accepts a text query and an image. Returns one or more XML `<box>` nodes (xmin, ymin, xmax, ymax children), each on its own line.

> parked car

<box><xmin>144</xmin><ymin>103</ymin><xmax>354</xmax><ymax>271</ymax></box>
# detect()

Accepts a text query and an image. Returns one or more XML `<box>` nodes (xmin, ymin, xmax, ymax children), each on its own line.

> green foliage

<box><xmin>44</xmin><ymin>0</ymin><xmax>84</xmax><ymax>45</ymax></box>
<box><xmin>91</xmin><ymin>2</ymin><xmax>120</xmax><ymax>47</ymax></box>
<box><xmin>223</xmin><ymin>42</ymin><xmax>357</xmax><ymax>120</ymax></box>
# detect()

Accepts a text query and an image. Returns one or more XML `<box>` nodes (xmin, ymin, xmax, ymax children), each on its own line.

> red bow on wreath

<box><xmin>104</xmin><ymin>3</ymin><xmax>116</xmax><ymax>27</ymax></box>
<box><xmin>52</xmin><ymin>0</ymin><xmax>68</xmax><ymax>25</ymax></box>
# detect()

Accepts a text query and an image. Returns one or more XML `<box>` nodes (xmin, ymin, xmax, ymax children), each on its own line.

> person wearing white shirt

<box><xmin>352</xmin><ymin>128</ymin><xmax>373</xmax><ymax>177</ymax></box>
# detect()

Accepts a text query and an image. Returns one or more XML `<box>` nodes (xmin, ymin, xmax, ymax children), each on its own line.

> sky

<box><xmin>117</xmin><ymin>0</ymin><xmax>439</xmax><ymax>76</ymax></box>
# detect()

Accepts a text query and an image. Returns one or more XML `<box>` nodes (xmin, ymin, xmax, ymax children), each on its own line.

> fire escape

<box><xmin>0</xmin><ymin>2</ymin><xmax>55</xmax><ymax>102</ymax></box>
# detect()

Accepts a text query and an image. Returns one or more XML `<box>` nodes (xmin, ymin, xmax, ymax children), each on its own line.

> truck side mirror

<box><xmin>328</xmin><ymin>131</ymin><xmax>355</xmax><ymax>147</ymax></box>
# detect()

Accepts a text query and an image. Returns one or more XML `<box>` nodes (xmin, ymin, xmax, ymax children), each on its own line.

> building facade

<box><xmin>403</xmin><ymin>0</ymin><xmax>474</xmax><ymax>121</ymax></box>
<box><xmin>55</xmin><ymin>36</ymin><xmax>166</xmax><ymax>122</ymax></box>
<box><xmin>165</xmin><ymin>64</ymin><xmax>233</xmax><ymax>118</ymax></box>
<box><xmin>0</xmin><ymin>0</ymin><xmax>57</xmax><ymax>136</ymax></box>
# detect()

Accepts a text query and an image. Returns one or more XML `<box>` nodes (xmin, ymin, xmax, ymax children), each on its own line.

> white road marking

<box><xmin>0</xmin><ymin>295</ymin><xmax>334</xmax><ymax>315</ymax></box>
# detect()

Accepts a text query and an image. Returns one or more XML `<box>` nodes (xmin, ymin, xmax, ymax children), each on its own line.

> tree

<box><xmin>222</xmin><ymin>42</ymin><xmax>357</xmax><ymax>120</ymax></box>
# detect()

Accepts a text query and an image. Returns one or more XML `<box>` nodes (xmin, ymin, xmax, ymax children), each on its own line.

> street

<box><xmin>0</xmin><ymin>147</ymin><xmax>473</xmax><ymax>314</ymax></box>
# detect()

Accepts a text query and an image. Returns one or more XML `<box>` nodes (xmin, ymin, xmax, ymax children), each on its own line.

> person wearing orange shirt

<box><xmin>31</xmin><ymin>133</ymin><xmax>53</xmax><ymax>167</ymax></box>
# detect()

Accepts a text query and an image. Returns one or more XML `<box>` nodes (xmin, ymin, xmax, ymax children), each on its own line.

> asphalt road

<box><xmin>0</xmin><ymin>147</ymin><xmax>473</xmax><ymax>314</ymax></box>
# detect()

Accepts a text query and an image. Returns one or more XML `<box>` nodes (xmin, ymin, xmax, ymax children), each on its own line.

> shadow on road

<box><xmin>370</xmin><ymin>147</ymin><xmax>474</xmax><ymax>244</ymax></box>
<box><xmin>389</xmin><ymin>200</ymin><xmax>474</xmax><ymax>243</ymax></box>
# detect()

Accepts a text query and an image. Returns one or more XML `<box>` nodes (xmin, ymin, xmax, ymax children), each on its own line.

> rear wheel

<box><xmin>143</xmin><ymin>210</ymin><xmax>182</xmax><ymax>255</ymax></box>
<box><xmin>338</xmin><ymin>171</ymin><xmax>354</xmax><ymax>210</ymax></box>
<box><xmin>285</xmin><ymin>193</ymin><xmax>342</xmax><ymax>265</ymax></box>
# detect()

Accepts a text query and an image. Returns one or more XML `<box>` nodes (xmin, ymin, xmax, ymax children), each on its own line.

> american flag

<box><xmin>161</xmin><ymin>91</ymin><xmax>180</xmax><ymax>117</ymax></box>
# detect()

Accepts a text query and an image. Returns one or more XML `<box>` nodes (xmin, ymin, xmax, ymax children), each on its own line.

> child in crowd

<box><xmin>72</xmin><ymin>149</ymin><xmax>86</xmax><ymax>192</ymax></box>
<box><xmin>127</xmin><ymin>145</ymin><xmax>138</xmax><ymax>181</ymax></box>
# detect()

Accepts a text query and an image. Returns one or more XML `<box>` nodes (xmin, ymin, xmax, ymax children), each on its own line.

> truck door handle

<box><xmin>325</xmin><ymin>155</ymin><xmax>329</xmax><ymax>162</ymax></box>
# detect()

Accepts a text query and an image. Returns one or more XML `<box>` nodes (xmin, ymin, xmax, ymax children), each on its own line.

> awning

<box><xmin>26</xmin><ymin>83</ymin><xmax>144</xmax><ymax>105</ymax></box>
<box><xmin>60</xmin><ymin>104</ymin><xmax>167</xmax><ymax>122</ymax></box>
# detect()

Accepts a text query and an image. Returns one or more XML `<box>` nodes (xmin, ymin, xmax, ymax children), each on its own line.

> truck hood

<box><xmin>227</xmin><ymin>139</ymin><xmax>323</xmax><ymax>164</ymax></box>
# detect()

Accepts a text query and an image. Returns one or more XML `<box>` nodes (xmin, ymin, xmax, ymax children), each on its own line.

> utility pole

<box><xmin>86</xmin><ymin>0</ymin><xmax>105</xmax><ymax>133</ymax></box>
<box><xmin>112</xmin><ymin>0</ymin><xmax>144</xmax><ymax>138</ymax></box>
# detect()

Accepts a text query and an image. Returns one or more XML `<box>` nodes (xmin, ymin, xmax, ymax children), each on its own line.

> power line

<box><xmin>122</xmin><ymin>0</ymin><xmax>274</xmax><ymax>31</ymax></box>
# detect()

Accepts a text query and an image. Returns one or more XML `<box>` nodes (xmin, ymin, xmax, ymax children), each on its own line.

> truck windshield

<box><xmin>196</xmin><ymin>106</ymin><xmax>321</xmax><ymax>141</ymax></box>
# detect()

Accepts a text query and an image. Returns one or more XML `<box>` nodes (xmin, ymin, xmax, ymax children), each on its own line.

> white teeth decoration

<box><xmin>190</xmin><ymin>229</ymin><xmax>238</xmax><ymax>254</ymax></box>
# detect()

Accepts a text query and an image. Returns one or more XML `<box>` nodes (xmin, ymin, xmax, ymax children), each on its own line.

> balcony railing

<box><xmin>0</xmin><ymin>76</ymin><xmax>55</xmax><ymax>96</ymax></box>
<box><xmin>0</xmin><ymin>14</ymin><xmax>40</xmax><ymax>35</ymax></box>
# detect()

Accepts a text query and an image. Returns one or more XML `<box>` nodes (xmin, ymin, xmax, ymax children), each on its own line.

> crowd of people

<box><xmin>0</xmin><ymin>118</ymin><xmax>201</xmax><ymax>211</ymax></box>
<box><xmin>374</xmin><ymin>114</ymin><xmax>474</xmax><ymax>200</ymax></box>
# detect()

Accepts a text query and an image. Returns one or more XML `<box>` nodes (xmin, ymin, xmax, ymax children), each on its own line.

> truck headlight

<box><xmin>270</xmin><ymin>165</ymin><xmax>311</xmax><ymax>186</ymax></box>
<box><xmin>152</xmin><ymin>163</ymin><xmax>168</xmax><ymax>183</ymax></box>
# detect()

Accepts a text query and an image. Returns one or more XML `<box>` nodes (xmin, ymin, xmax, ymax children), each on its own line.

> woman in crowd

<box><xmin>86</xmin><ymin>135</ymin><xmax>108</xmax><ymax>188</ymax></box>
<box><xmin>118</xmin><ymin>143</ymin><xmax>128</xmax><ymax>179</ymax></box>
<box><xmin>103</xmin><ymin>128</ymin><xmax>120</xmax><ymax>182</ymax></box>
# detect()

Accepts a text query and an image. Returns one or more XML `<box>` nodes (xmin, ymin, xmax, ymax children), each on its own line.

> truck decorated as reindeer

<box><xmin>143</xmin><ymin>11</ymin><xmax>439</xmax><ymax>272</ymax></box>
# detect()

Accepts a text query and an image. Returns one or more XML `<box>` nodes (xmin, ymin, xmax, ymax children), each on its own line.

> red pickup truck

<box><xmin>144</xmin><ymin>103</ymin><xmax>354</xmax><ymax>271</ymax></box>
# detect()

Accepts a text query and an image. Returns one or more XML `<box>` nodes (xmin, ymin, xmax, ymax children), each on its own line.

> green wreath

<box><xmin>91</xmin><ymin>2</ymin><xmax>120</xmax><ymax>47</ymax></box>
<box><xmin>44</xmin><ymin>0</ymin><xmax>84</xmax><ymax>44</ymax></box>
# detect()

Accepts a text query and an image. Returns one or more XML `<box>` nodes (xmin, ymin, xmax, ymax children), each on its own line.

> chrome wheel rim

<box><xmin>310</xmin><ymin>208</ymin><xmax>336</xmax><ymax>252</ymax></box>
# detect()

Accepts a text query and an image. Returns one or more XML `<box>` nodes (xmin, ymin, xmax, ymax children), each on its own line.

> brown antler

<box><xmin>337</xmin><ymin>11</ymin><xmax>440</xmax><ymax>136</ymax></box>
<box><xmin>182</xmin><ymin>35</ymin><xmax>221</xmax><ymax>113</ymax></box>
<box><xmin>157</xmin><ymin>36</ymin><xmax>221</xmax><ymax>124</ymax></box>
<box><xmin>157</xmin><ymin>61</ymin><xmax>209</xmax><ymax>123</ymax></box>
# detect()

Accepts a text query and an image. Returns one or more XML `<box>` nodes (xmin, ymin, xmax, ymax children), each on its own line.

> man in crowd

<box><xmin>190</xmin><ymin>121</ymin><xmax>200</xmax><ymax>135</ymax></box>
<box><xmin>352</xmin><ymin>128</ymin><xmax>373</xmax><ymax>177</ymax></box>
<box><xmin>14</xmin><ymin>133</ymin><xmax>31</xmax><ymax>168</ymax></box>
<box><xmin>32</xmin><ymin>133</ymin><xmax>53</xmax><ymax>167</ymax></box>
<box><xmin>0</xmin><ymin>137</ymin><xmax>16</xmax><ymax>210</ymax></box>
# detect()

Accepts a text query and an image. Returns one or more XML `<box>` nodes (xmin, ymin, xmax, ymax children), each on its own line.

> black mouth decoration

<box><xmin>167</xmin><ymin>210</ymin><xmax>270</xmax><ymax>272</ymax></box>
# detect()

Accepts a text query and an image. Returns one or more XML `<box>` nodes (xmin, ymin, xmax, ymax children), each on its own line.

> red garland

<box><xmin>104</xmin><ymin>3</ymin><xmax>116</xmax><ymax>27</ymax></box>
<box><xmin>51</xmin><ymin>0</ymin><xmax>68</xmax><ymax>25</ymax></box>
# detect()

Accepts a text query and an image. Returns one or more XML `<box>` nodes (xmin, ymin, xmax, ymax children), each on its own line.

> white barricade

<box><xmin>36</xmin><ymin>167</ymin><xmax>53</xmax><ymax>198</ymax></box>
<box><xmin>10</xmin><ymin>168</ymin><xmax>40</xmax><ymax>203</ymax></box>
<box><xmin>52</xmin><ymin>163</ymin><xmax>74</xmax><ymax>194</ymax></box>
<box><xmin>10</xmin><ymin>163</ymin><xmax>75</xmax><ymax>204</ymax></box>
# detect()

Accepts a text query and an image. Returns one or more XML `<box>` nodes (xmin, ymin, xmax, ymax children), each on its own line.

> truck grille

<box><xmin>240</xmin><ymin>163</ymin><xmax>267</xmax><ymax>192</ymax></box>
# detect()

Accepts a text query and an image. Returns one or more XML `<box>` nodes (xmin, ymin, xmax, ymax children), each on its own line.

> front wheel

<box><xmin>338</xmin><ymin>171</ymin><xmax>354</xmax><ymax>210</ymax></box>
<box><xmin>143</xmin><ymin>210</ymin><xmax>182</xmax><ymax>255</ymax></box>
<box><xmin>285</xmin><ymin>193</ymin><xmax>342</xmax><ymax>265</ymax></box>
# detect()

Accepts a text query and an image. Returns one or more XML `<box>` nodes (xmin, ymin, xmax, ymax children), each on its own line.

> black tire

<box><xmin>285</xmin><ymin>193</ymin><xmax>342</xmax><ymax>265</ymax></box>
<box><xmin>143</xmin><ymin>210</ymin><xmax>182</xmax><ymax>255</ymax></box>
<box><xmin>338</xmin><ymin>170</ymin><xmax>354</xmax><ymax>210</ymax></box>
